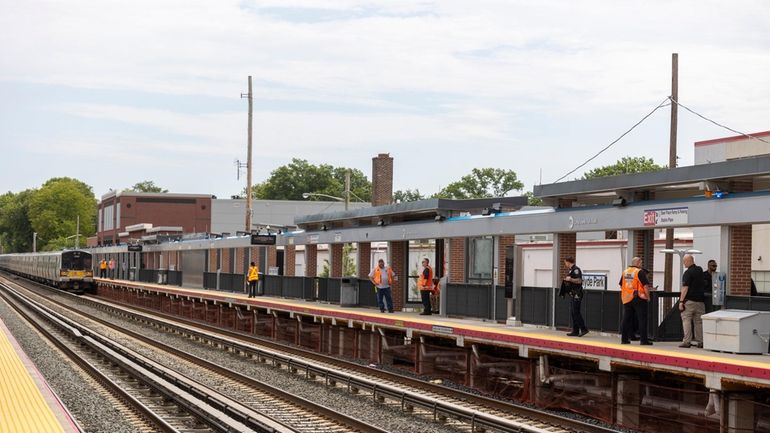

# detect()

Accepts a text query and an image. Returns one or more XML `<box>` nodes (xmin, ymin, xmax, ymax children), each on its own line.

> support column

<box><xmin>358</xmin><ymin>242</ymin><xmax>371</xmax><ymax>279</ymax></box>
<box><xmin>330</xmin><ymin>243</ymin><xmax>343</xmax><ymax>278</ymax></box>
<box><xmin>727</xmin><ymin>393</ymin><xmax>754</xmax><ymax>433</ymax></box>
<box><xmin>305</xmin><ymin>244</ymin><xmax>318</xmax><ymax>277</ymax></box>
<box><xmin>389</xmin><ymin>241</ymin><xmax>407</xmax><ymax>311</ymax></box>
<box><xmin>267</xmin><ymin>246</ymin><xmax>277</xmax><ymax>273</ymax></box>
<box><xmin>729</xmin><ymin>225</ymin><xmax>752</xmax><ymax>296</ymax></box>
<box><xmin>449</xmin><ymin>237</ymin><xmax>465</xmax><ymax>283</ymax></box>
<box><xmin>284</xmin><ymin>245</ymin><xmax>296</xmax><ymax>277</ymax></box>
<box><xmin>551</xmin><ymin>232</ymin><xmax>576</xmax><ymax>328</ymax></box>
<box><xmin>615</xmin><ymin>376</ymin><xmax>641</xmax><ymax>429</ymax></box>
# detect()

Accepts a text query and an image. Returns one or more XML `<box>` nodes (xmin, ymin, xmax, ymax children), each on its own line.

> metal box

<box><xmin>702</xmin><ymin>309</ymin><xmax>770</xmax><ymax>354</ymax></box>
<box><xmin>340</xmin><ymin>278</ymin><xmax>359</xmax><ymax>307</ymax></box>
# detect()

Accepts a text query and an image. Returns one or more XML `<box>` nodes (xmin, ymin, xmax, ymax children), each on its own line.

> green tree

<box><xmin>319</xmin><ymin>244</ymin><xmax>357</xmax><ymax>277</ymax></box>
<box><xmin>248</xmin><ymin>159</ymin><xmax>371</xmax><ymax>202</ymax></box>
<box><xmin>524</xmin><ymin>191</ymin><xmax>543</xmax><ymax>206</ymax></box>
<box><xmin>0</xmin><ymin>190</ymin><xmax>36</xmax><ymax>252</ymax></box>
<box><xmin>28</xmin><ymin>178</ymin><xmax>97</xmax><ymax>250</ymax></box>
<box><xmin>129</xmin><ymin>180</ymin><xmax>168</xmax><ymax>193</ymax></box>
<box><xmin>394</xmin><ymin>189</ymin><xmax>425</xmax><ymax>203</ymax></box>
<box><xmin>435</xmin><ymin>168</ymin><xmax>523</xmax><ymax>199</ymax></box>
<box><xmin>582</xmin><ymin>157</ymin><xmax>665</xmax><ymax>179</ymax></box>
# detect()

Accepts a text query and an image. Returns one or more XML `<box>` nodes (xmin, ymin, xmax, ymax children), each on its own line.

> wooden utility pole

<box><xmin>243</xmin><ymin>76</ymin><xmax>254</xmax><ymax>232</ymax></box>
<box><xmin>664</xmin><ymin>53</ymin><xmax>678</xmax><ymax>291</ymax></box>
<box><xmin>344</xmin><ymin>169</ymin><xmax>350</xmax><ymax>211</ymax></box>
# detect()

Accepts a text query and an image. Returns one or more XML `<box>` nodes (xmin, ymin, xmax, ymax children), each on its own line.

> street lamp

<box><xmin>660</xmin><ymin>248</ymin><xmax>703</xmax><ymax>290</ymax></box>
<box><xmin>302</xmin><ymin>192</ymin><xmax>349</xmax><ymax>210</ymax></box>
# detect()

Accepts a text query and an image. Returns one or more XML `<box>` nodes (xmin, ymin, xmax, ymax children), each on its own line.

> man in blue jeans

<box><xmin>368</xmin><ymin>259</ymin><xmax>394</xmax><ymax>313</ymax></box>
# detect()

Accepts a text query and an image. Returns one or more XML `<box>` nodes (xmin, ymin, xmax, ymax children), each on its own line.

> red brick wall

<box><xmin>557</xmin><ymin>233</ymin><xmax>577</xmax><ymax>275</ymax></box>
<box><xmin>389</xmin><ymin>241</ymin><xmax>407</xmax><ymax>311</ymax></box>
<box><xmin>305</xmin><ymin>244</ymin><xmax>318</xmax><ymax>277</ymax></box>
<box><xmin>449</xmin><ymin>238</ymin><xmax>465</xmax><ymax>283</ymax></box>
<box><xmin>372</xmin><ymin>153</ymin><xmax>393</xmax><ymax>207</ymax></box>
<box><xmin>209</xmin><ymin>249</ymin><xmax>217</xmax><ymax>272</ymax></box>
<box><xmin>497</xmin><ymin>235</ymin><xmax>515</xmax><ymax>285</ymax></box>
<box><xmin>284</xmin><ymin>245</ymin><xmax>296</xmax><ymax>277</ymax></box>
<box><xmin>221</xmin><ymin>248</ymin><xmax>231</xmax><ymax>273</ymax></box>
<box><xmin>730</xmin><ymin>225</ymin><xmax>752</xmax><ymax>296</ymax></box>
<box><xmin>330</xmin><ymin>244</ymin><xmax>343</xmax><ymax>277</ymax></box>
<box><xmin>633</xmin><ymin>230</ymin><xmax>654</xmax><ymax>283</ymax></box>
<box><xmin>267</xmin><ymin>246</ymin><xmax>277</xmax><ymax>271</ymax></box>
<box><xmin>358</xmin><ymin>242</ymin><xmax>371</xmax><ymax>279</ymax></box>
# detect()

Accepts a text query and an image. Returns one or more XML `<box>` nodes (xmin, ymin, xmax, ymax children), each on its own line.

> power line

<box><xmin>669</xmin><ymin>96</ymin><xmax>770</xmax><ymax>144</ymax></box>
<box><xmin>553</xmin><ymin>98</ymin><xmax>671</xmax><ymax>183</ymax></box>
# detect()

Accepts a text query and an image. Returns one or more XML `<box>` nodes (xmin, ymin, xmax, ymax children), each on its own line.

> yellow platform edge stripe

<box><xmin>0</xmin><ymin>317</ymin><xmax>67</xmax><ymax>433</ymax></box>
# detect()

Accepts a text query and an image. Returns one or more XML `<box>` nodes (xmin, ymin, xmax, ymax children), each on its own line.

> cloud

<box><xmin>1</xmin><ymin>0</ymin><xmax>770</xmax><ymax>198</ymax></box>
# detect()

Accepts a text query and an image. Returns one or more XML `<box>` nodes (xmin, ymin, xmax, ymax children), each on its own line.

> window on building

<box><xmin>467</xmin><ymin>236</ymin><xmax>493</xmax><ymax>282</ymax></box>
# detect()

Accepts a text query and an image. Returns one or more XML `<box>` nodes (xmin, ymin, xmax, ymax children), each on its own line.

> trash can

<box><xmin>157</xmin><ymin>269</ymin><xmax>168</xmax><ymax>285</ymax></box>
<box><xmin>340</xmin><ymin>278</ymin><xmax>359</xmax><ymax>307</ymax></box>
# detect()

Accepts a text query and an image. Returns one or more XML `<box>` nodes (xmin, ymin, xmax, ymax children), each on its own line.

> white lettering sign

<box><xmin>582</xmin><ymin>273</ymin><xmax>607</xmax><ymax>290</ymax></box>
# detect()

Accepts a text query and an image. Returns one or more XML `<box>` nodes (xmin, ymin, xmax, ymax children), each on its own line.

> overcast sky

<box><xmin>1</xmin><ymin>0</ymin><xmax>769</xmax><ymax>200</ymax></box>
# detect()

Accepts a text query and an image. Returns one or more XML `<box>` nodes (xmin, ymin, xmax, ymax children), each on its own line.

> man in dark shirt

<box><xmin>679</xmin><ymin>255</ymin><xmax>706</xmax><ymax>348</ymax></box>
<box><xmin>564</xmin><ymin>257</ymin><xmax>588</xmax><ymax>337</ymax></box>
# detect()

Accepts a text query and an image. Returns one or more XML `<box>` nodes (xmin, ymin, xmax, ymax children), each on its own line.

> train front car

<box><xmin>59</xmin><ymin>250</ymin><xmax>93</xmax><ymax>294</ymax></box>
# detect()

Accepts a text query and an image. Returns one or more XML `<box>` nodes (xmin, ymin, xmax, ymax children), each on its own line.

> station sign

<box><xmin>250</xmin><ymin>234</ymin><xmax>277</xmax><ymax>245</ymax></box>
<box><xmin>643</xmin><ymin>207</ymin><xmax>688</xmax><ymax>227</ymax></box>
<box><xmin>582</xmin><ymin>273</ymin><xmax>607</xmax><ymax>290</ymax></box>
<box><xmin>127</xmin><ymin>244</ymin><xmax>143</xmax><ymax>252</ymax></box>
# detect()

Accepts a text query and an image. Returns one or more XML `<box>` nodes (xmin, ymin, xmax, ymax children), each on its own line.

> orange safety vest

<box><xmin>621</xmin><ymin>266</ymin><xmax>649</xmax><ymax>304</ymax></box>
<box><xmin>247</xmin><ymin>266</ymin><xmax>259</xmax><ymax>282</ymax></box>
<box><xmin>418</xmin><ymin>265</ymin><xmax>435</xmax><ymax>292</ymax></box>
<box><xmin>372</xmin><ymin>266</ymin><xmax>393</xmax><ymax>286</ymax></box>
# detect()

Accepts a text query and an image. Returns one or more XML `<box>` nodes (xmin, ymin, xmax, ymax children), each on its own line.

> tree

<box><xmin>394</xmin><ymin>189</ymin><xmax>425</xmax><ymax>203</ymax></box>
<box><xmin>28</xmin><ymin>178</ymin><xmax>97</xmax><ymax>250</ymax></box>
<box><xmin>248</xmin><ymin>159</ymin><xmax>371</xmax><ymax>202</ymax></box>
<box><xmin>319</xmin><ymin>244</ymin><xmax>357</xmax><ymax>277</ymax></box>
<box><xmin>435</xmin><ymin>168</ymin><xmax>523</xmax><ymax>199</ymax></box>
<box><xmin>0</xmin><ymin>190</ymin><xmax>36</xmax><ymax>252</ymax></box>
<box><xmin>524</xmin><ymin>191</ymin><xmax>543</xmax><ymax>206</ymax></box>
<box><xmin>582</xmin><ymin>157</ymin><xmax>665</xmax><ymax>179</ymax></box>
<box><xmin>130</xmin><ymin>180</ymin><xmax>168</xmax><ymax>193</ymax></box>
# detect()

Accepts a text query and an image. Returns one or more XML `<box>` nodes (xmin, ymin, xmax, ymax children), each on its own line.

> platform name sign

<box><xmin>127</xmin><ymin>244</ymin><xmax>143</xmax><ymax>252</ymax></box>
<box><xmin>250</xmin><ymin>234</ymin><xmax>276</xmax><ymax>245</ymax></box>
<box><xmin>643</xmin><ymin>207</ymin><xmax>688</xmax><ymax>227</ymax></box>
<box><xmin>582</xmin><ymin>273</ymin><xmax>607</xmax><ymax>290</ymax></box>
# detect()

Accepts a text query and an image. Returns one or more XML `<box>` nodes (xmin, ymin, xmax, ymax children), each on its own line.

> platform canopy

<box><xmin>534</xmin><ymin>154</ymin><xmax>770</xmax><ymax>206</ymax></box>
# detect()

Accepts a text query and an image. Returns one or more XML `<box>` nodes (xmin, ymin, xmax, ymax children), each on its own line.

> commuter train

<box><xmin>0</xmin><ymin>250</ymin><xmax>94</xmax><ymax>294</ymax></box>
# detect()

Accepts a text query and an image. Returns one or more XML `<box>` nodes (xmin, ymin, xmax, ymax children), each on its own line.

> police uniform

<box><xmin>566</xmin><ymin>264</ymin><xmax>588</xmax><ymax>336</ymax></box>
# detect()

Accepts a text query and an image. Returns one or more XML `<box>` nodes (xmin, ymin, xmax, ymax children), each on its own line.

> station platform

<box><xmin>0</xmin><ymin>317</ymin><xmax>80</xmax><ymax>433</ymax></box>
<box><xmin>95</xmin><ymin>277</ymin><xmax>770</xmax><ymax>391</ymax></box>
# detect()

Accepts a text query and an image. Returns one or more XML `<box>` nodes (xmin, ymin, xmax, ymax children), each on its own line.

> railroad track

<box><xmin>3</xmin><ymin>274</ymin><xmax>622</xmax><ymax>433</ymax></box>
<box><xmin>0</xmin><ymin>279</ymin><xmax>387</xmax><ymax>433</ymax></box>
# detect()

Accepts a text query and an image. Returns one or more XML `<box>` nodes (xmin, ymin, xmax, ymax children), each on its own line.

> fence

<box><xmin>443</xmin><ymin>283</ymin><xmax>507</xmax><ymax>320</ymax></box>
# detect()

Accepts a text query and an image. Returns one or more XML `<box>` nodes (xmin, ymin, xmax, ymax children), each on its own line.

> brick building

<box><xmin>96</xmin><ymin>192</ymin><xmax>213</xmax><ymax>246</ymax></box>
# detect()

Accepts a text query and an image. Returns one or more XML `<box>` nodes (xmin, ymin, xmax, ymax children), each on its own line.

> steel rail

<box><xmin>77</xmin><ymin>291</ymin><xmax>622</xmax><ymax>433</ymax></box>
<box><xmin>0</xmin><ymin>281</ymin><xmax>293</xmax><ymax>433</ymax></box>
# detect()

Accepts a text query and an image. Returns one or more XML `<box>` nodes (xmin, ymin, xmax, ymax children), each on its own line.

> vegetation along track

<box><xmin>70</xmin><ymin>286</ymin><xmax>627</xmax><ymax>433</ymax></box>
<box><xmin>0</xmin><ymin>277</ymin><xmax>388</xmax><ymax>433</ymax></box>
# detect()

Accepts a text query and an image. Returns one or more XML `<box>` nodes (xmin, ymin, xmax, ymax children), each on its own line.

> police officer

<box><xmin>564</xmin><ymin>257</ymin><xmax>588</xmax><ymax>337</ymax></box>
<box><xmin>620</xmin><ymin>257</ymin><xmax>653</xmax><ymax>345</ymax></box>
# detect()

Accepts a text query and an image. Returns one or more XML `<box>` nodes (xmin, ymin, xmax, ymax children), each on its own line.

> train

<box><xmin>0</xmin><ymin>249</ymin><xmax>94</xmax><ymax>294</ymax></box>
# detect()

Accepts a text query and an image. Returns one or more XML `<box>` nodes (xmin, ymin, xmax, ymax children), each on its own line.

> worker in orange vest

<box><xmin>620</xmin><ymin>256</ymin><xmax>653</xmax><ymax>345</ymax></box>
<box><xmin>418</xmin><ymin>258</ymin><xmax>434</xmax><ymax>315</ymax></box>
<box><xmin>369</xmin><ymin>259</ymin><xmax>394</xmax><ymax>313</ymax></box>
<box><xmin>247</xmin><ymin>261</ymin><xmax>260</xmax><ymax>298</ymax></box>
<box><xmin>99</xmin><ymin>259</ymin><xmax>107</xmax><ymax>278</ymax></box>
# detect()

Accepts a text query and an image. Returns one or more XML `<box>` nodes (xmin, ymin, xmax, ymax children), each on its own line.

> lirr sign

<box><xmin>582</xmin><ymin>273</ymin><xmax>607</xmax><ymax>290</ymax></box>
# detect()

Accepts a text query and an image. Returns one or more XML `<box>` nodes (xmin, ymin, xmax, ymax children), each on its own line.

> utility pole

<box><xmin>664</xmin><ymin>53</ymin><xmax>678</xmax><ymax>292</ymax></box>
<box><xmin>33</xmin><ymin>232</ymin><xmax>37</xmax><ymax>253</ymax></box>
<box><xmin>344</xmin><ymin>169</ymin><xmax>350</xmax><ymax>211</ymax></box>
<box><xmin>241</xmin><ymin>76</ymin><xmax>254</xmax><ymax>232</ymax></box>
<box><xmin>76</xmin><ymin>215</ymin><xmax>80</xmax><ymax>249</ymax></box>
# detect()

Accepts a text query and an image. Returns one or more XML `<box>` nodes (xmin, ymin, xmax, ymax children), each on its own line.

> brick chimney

<box><xmin>371</xmin><ymin>153</ymin><xmax>394</xmax><ymax>207</ymax></box>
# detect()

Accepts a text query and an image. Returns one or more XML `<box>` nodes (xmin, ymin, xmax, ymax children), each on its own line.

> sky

<box><xmin>1</xmin><ymin>0</ymin><xmax>770</xmax><ymax>200</ymax></box>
